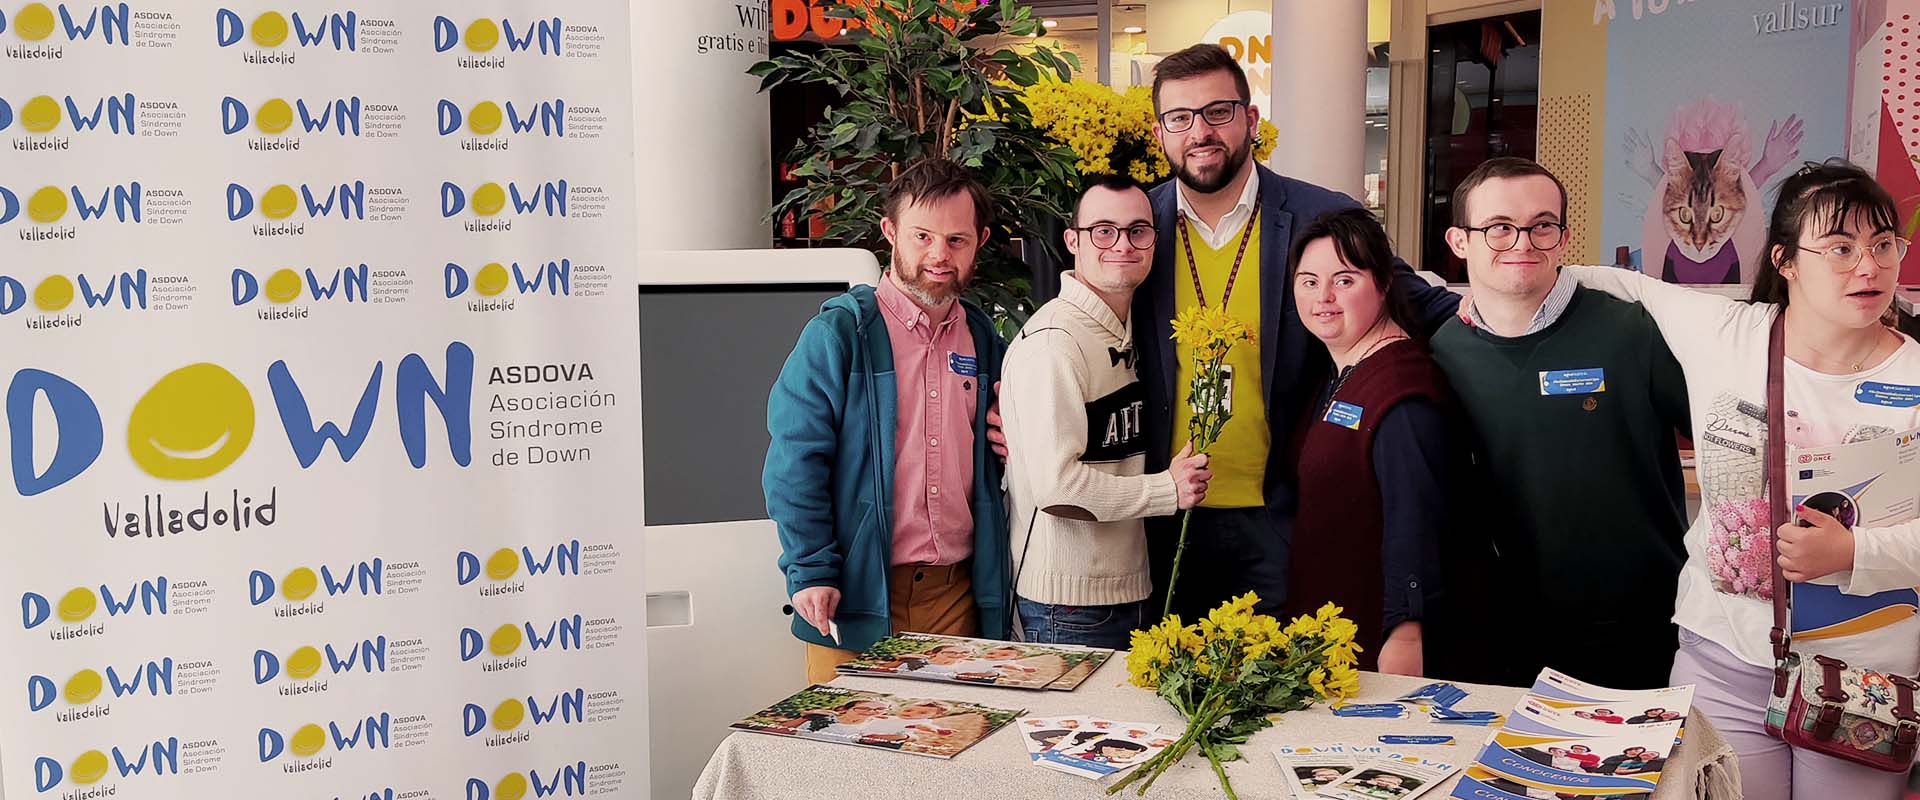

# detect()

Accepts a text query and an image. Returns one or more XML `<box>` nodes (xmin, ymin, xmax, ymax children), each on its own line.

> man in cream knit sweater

<box><xmin>1002</xmin><ymin>176</ymin><xmax>1212</xmax><ymax>648</ymax></box>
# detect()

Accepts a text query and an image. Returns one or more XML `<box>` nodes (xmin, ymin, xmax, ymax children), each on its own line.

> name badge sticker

<box><xmin>1856</xmin><ymin>381</ymin><xmax>1920</xmax><ymax>408</ymax></box>
<box><xmin>1540</xmin><ymin>368</ymin><xmax>1606</xmax><ymax>396</ymax></box>
<box><xmin>1323</xmin><ymin>401</ymin><xmax>1364</xmax><ymax>430</ymax></box>
<box><xmin>948</xmin><ymin>352</ymin><xmax>978</xmax><ymax>376</ymax></box>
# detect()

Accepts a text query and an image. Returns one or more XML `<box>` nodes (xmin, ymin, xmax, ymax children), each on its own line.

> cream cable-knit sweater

<box><xmin>1002</xmin><ymin>273</ymin><xmax>1178</xmax><ymax>607</ymax></box>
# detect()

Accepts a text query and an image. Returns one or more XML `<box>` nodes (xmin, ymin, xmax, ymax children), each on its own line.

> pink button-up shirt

<box><xmin>875</xmin><ymin>274</ymin><xmax>977</xmax><ymax>566</ymax></box>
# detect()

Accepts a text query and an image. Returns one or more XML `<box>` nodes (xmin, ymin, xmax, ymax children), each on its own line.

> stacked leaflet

<box><xmin>837</xmin><ymin>633</ymin><xmax>1112</xmax><ymax>691</ymax></box>
<box><xmin>1014</xmin><ymin>716</ymin><xmax>1178</xmax><ymax>780</ymax></box>
<box><xmin>1275</xmin><ymin>744</ymin><xmax>1459</xmax><ymax>800</ymax></box>
<box><xmin>1452</xmin><ymin>669</ymin><xmax>1694</xmax><ymax>799</ymax></box>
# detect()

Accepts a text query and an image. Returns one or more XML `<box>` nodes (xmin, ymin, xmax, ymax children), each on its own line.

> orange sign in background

<box><xmin>772</xmin><ymin>0</ymin><xmax>980</xmax><ymax>41</ymax></box>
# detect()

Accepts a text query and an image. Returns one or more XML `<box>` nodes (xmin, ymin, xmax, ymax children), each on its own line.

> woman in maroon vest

<box><xmin>1284</xmin><ymin>208</ymin><xmax>1460</xmax><ymax>676</ymax></box>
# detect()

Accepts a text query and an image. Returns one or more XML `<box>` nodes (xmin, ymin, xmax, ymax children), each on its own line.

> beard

<box><xmin>894</xmin><ymin>258</ymin><xmax>971</xmax><ymax>308</ymax></box>
<box><xmin>1174</xmin><ymin>131</ymin><xmax>1253</xmax><ymax>194</ymax></box>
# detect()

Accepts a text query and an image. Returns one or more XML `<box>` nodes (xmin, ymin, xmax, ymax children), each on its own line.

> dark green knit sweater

<box><xmin>1430</xmin><ymin>288</ymin><xmax>1691</xmax><ymax>688</ymax></box>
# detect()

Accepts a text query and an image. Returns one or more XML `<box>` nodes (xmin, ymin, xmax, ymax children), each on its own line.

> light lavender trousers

<box><xmin>1671</xmin><ymin>627</ymin><xmax>1909</xmax><ymax>800</ymax></box>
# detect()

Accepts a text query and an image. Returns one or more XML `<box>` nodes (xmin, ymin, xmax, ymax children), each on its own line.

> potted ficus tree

<box><xmin>749</xmin><ymin>0</ymin><xmax>1082</xmax><ymax>336</ymax></box>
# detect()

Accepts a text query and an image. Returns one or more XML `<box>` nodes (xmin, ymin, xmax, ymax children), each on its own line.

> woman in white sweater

<box><xmin>1562</xmin><ymin>160</ymin><xmax>1919</xmax><ymax>799</ymax></box>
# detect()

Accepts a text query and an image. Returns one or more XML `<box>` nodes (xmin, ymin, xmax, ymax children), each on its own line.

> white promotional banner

<box><xmin>0</xmin><ymin>3</ymin><xmax>643</xmax><ymax>799</ymax></box>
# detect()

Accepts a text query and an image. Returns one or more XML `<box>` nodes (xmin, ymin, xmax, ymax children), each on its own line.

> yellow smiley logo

<box><xmin>488</xmin><ymin>624</ymin><xmax>523</xmax><ymax>656</ymax></box>
<box><xmin>471</xmin><ymin>183</ymin><xmax>506</xmax><ymax>217</ymax></box>
<box><xmin>264</xmin><ymin>269</ymin><xmax>303</xmax><ymax>304</ymax></box>
<box><xmin>281</xmin><ymin>566</ymin><xmax>318</xmax><ymax>600</ymax></box>
<box><xmin>260</xmin><ymin>185</ymin><xmax>299</xmax><ymax>220</ymax></box>
<box><xmin>56</xmin><ymin>587</ymin><xmax>95</xmax><ymax>623</ymax></box>
<box><xmin>63</xmin><ymin>669</ymin><xmax>102</xmax><ymax>705</ymax></box>
<box><xmin>474</xmin><ymin>263</ymin><xmax>510</xmax><ymax>297</ymax></box>
<box><xmin>464</xmin><ymin>18</ymin><xmax>499</xmax><ymax>52</ymax></box>
<box><xmin>27</xmin><ymin>186</ymin><xmax>67</xmax><ymax>224</ymax></box>
<box><xmin>468</xmin><ymin>101</ymin><xmax>503</xmax><ymax>135</ymax></box>
<box><xmin>288</xmin><ymin>723</ymin><xmax>327</xmax><ymax>757</ymax></box>
<box><xmin>20</xmin><ymin>95</ymin><xmax>60</xmax><ymax>133</ymax></box>
<box><xmin>484</xmin><ymin>547</ymin><xmax>519</xmax><ymax>581</ymax></box>
<box><xmin>255</xmin><ymin>99</ymin><xmax>293</xmax><ymax>134</ymax></box>
<box><xmin>126</xmin><ymin>363</ymin><xmax>256</xmax><ymax>480</ymax></box>
<box><xmin>69</xmin><ymin>750</ymin><xmax>109</xmax><ymax>785</ymax></box>
<box><xmin>285</xmin><ymin>645</ymin><xmax>322</xmax><ymax>680</ymax></box>
<box><xmin>250</xmin><ymin>11</ymin><xmax>289</xmax><ymax>47</ymax></box>
<box><xmin>492</xmin><ymin>698</ymin><xmax>525</xmax><ymax>731</ymax></box>
<box><xmin>33</xmin><ymin>275</ymin><xmax>73</xmax><ymax>312</ymax></box>
<box><xmin>496</xmin><ymin>773</ymin><xmax>529</xmax><ymax>800</ymax></box>
<box><xmin>14</xmin><ymin>3</ymin><xmax>56</xmax><ymax>41</ymax></box>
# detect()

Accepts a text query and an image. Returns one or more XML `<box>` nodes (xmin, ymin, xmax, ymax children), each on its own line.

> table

<box><xmin>694</xmin><ymin>665</ymin><xmax>1737</xmax><ymax>800</ymax></box>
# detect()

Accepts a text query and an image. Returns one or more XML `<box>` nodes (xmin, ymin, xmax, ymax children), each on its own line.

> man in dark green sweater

<box><xmin>1429</xmin><ymin>158</ymin><xmax>1691</xmax><ymax>689</ymax></box>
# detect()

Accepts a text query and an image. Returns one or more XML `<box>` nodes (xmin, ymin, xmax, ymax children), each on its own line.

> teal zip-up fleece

<box><xmin>764</xmin><ymin>284</ymin><xmax>1010</xmax><ymax>652</ymax></box>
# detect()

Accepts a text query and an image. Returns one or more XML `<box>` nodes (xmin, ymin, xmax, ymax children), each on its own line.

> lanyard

<box><xmin>1179</xmin><ymin>191</ymin><xmax>1261</xmax><ymax>308</ymax></box>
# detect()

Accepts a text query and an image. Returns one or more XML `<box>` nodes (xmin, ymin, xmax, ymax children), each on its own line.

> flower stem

<box><xmin>1160</xmin><ymin>509</ymin><xmax>1195</xmax><ymax>621</ymax></box>
<box><xmin>1204</xmin><ymin>744</ymin><xmax>1239</xmax><ymax>800</ymax></box>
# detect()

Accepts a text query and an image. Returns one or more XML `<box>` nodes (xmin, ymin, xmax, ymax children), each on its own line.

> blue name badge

<box><xmin>1539</xmin><ymin>368</ymin><xmax>1606</xmax><ymax>396</ymax></box>
<box><xmin>947</xmin><ymin>352</ymin><xmax>978</xmax><ymax>376</ymax></box>
<box><xmin>1331</xmin><ymin>703</ymin><xmax>1407</xmax><ymax>718</ymax></box>
<box><xmin>1856</xmin><ymin>381</ymin><xmax>1920</xmax><ymax>408</ymax></box>
<box><xmin>1323</xmin><ymin>401</ymin><xmax>1364</xmax><ymax>430</ymax></box>
<box><xmin>1380</xmin><ymin>735</ymin><xmax>1456</xmax><ymax>746</ymax></box>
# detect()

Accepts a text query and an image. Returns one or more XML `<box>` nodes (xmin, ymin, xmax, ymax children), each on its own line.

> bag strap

<box><xmin>1767</xmin><ymin>310</ymin><xmax>1793</xmax><ymax>696</ymax></box>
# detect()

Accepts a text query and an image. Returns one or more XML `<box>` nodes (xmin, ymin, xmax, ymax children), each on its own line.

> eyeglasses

<box><xmin>1459</xmin><ymin>221</ymin><xmax>1567</xmax><ymax>252</ymax></box>
<box><xmin>1070</xmin><ymin>222</ymin><xmax>1156</xmax><ymax>250</ymax></box>
<box><xmin>1799</xmin><ymin>236</ymin><xmax>1909</xmax><ymax>272</ymax></box>
<box><xmin>1157</xmin><ymin>100</ymin><xmax>1246</xmax><ymax>134</ymax></box>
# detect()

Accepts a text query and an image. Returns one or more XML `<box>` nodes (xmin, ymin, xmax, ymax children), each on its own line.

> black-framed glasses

<box><xmin>1157</xmin><ymin>100</ymin><xmax>1246</xmax><ymax>133</ymax></box>
<box><xmin>1070</xmin><ymin>222</ymin><xmax>1156</xmax><ymax>250</ymax></box>
<box><xmin>1460</xmin><ymin>221</ymin><xmax>1567</xmax><ymax>252</ymax></box>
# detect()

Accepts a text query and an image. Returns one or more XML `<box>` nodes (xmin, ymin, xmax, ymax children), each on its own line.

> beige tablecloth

<box><xmin>693</xmin><ymin>666</ymin><xmax>1738</xmax><ymax>800</ymax></box>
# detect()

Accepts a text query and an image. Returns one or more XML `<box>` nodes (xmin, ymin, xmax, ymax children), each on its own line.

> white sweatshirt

<box><xmin>1565</xmin><ymin>265</ymin><xmax>1920</xmax><ymax>672</ymax></box>
<box><xmin>1001</xmin><ymin>273</ymin><xmax>1178</xmax><ymax>607</ymax></box>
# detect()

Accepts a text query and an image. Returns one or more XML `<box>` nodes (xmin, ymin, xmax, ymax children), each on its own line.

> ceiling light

<box><xmin>1123</xmin><ymin>26</ymin><xmax>1144</xmax><ymax>34</ymax></box>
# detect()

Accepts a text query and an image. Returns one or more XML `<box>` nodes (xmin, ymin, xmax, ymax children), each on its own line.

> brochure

<box><xmin>836</xmin><ymin>633</ymin><xmax>1112</xmax><ymax>690</ymax></box>
<box><xmin>1273</xmin><ymin>743</ymin><xmax>1383</xmax><ymax>800</ymax></box>
<box><xmin>730</xmin><ymin>684</ymin><xmax>1021</xmax><ymax>759</ymax></box>
<box><xmin>1787</xmin><ymin>426</ymin><xmax>1920</xmax><ymax>643</ymax></box>
<box><xmin>1036</xmin><ymin>721</ymin><xmax>1178</xmax><ymax>779</ymax></box>
<box><xmin>1317</xmin><ymin>753</ymin><xmax>1459</xmax><ymax>800</ymax></box>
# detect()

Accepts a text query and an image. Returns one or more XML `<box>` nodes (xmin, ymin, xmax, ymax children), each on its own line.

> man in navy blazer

<box><xmin>1135</xmin><ymin>45</ymin><xmax>1461</xmax><ymax>621</ymax></box>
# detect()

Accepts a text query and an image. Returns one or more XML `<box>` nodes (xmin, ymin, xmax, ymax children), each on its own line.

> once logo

<box><xmin>3</xmin><ymin>3</ymin><xmax>133</xmax><ymax>45</ymax></box>
<box><xmin>20</xmin><ymin>578</ymin><xmax>167</xmax><ymax>629</ymax></box>
<box><xmin>34</xmin><ymin>739</ymin><xmax>179</xmax><ymax>791</ymax></box>
<box><xmin>214</xmin><ymin>9</ymin><xmax>356</xmax><ymax>50</ymax></box>
<box><xmin>3</xmin><ymin>343</ymin><xmax>475</xmax><ymax>496</ymax></box>
<box><xmin>258</xmin><ymin>714</ymin><xmax>392</xmax><ymax>762</ymax></box>
<box><xmin>431</xmin><ymin>16</ymin><xmax>561</xmax><ymax>55</ymax></box>
<box><xmin>28</xmin><ymin>658</ymin><xmax>174</xmax><ymax>710</ymax></box>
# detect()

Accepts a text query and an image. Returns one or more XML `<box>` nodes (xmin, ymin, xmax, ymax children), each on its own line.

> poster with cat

<box><xmin>1598</xmin><ymin>0</ymin><xmax>1849</xmax><ymax>286</ymax></box>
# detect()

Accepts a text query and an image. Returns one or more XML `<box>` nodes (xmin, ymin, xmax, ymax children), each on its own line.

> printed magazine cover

<box><xmin>1273</xmin><ymin>743</ymin><xmax>1383</xmax><ymax>800</ymax></box>
<box><xmin>1317</xmin><ymin>753</ymin><xmax>1458</xmax><ymax>800</ymax></box>
<box><xmin>1512</xmin><ymin>692</ymin><xmax>1693</xmax><ymax>734</ymax></box>
<box><xmin>1787</xmin><ymin>425</ymin><xmax>1920</xmax><ymax>644</ymax></box>
<box><xmin>837</xmin><ymin>633</ymin><xmax>1111</xmax><ymax>690</ymax></box>
<box><xmin>1530</xmin><ymin>668</ymin><xmax>1696</xmax><ymax>706</ymax></box>
<box><xmin>1457</xmin><ymin>719</ymin><xmax>1683</xmax><ymax>798</ymax></box>
<box><xmin>1036</xmin><ymin>721</ymin><xmax>1178</xmax><ymax>779</ymax></box>
<box><xmin>731</xmin><ymin>684</ymin><xmax>1023</xmax><ymax>759</ymax></box>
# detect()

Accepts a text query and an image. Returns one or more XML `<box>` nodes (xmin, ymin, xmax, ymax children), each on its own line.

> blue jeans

<box><xmin>1015</xmin><ymin>597</ymin><xmax>1147</xmax><ymax>650</ymax></box>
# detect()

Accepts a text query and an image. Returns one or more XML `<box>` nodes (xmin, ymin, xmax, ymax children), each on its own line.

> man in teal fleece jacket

<box><xmin>764</xmin><ymin>159</ymin><xmax>1011</xmax><ymax>684</ymax></box>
